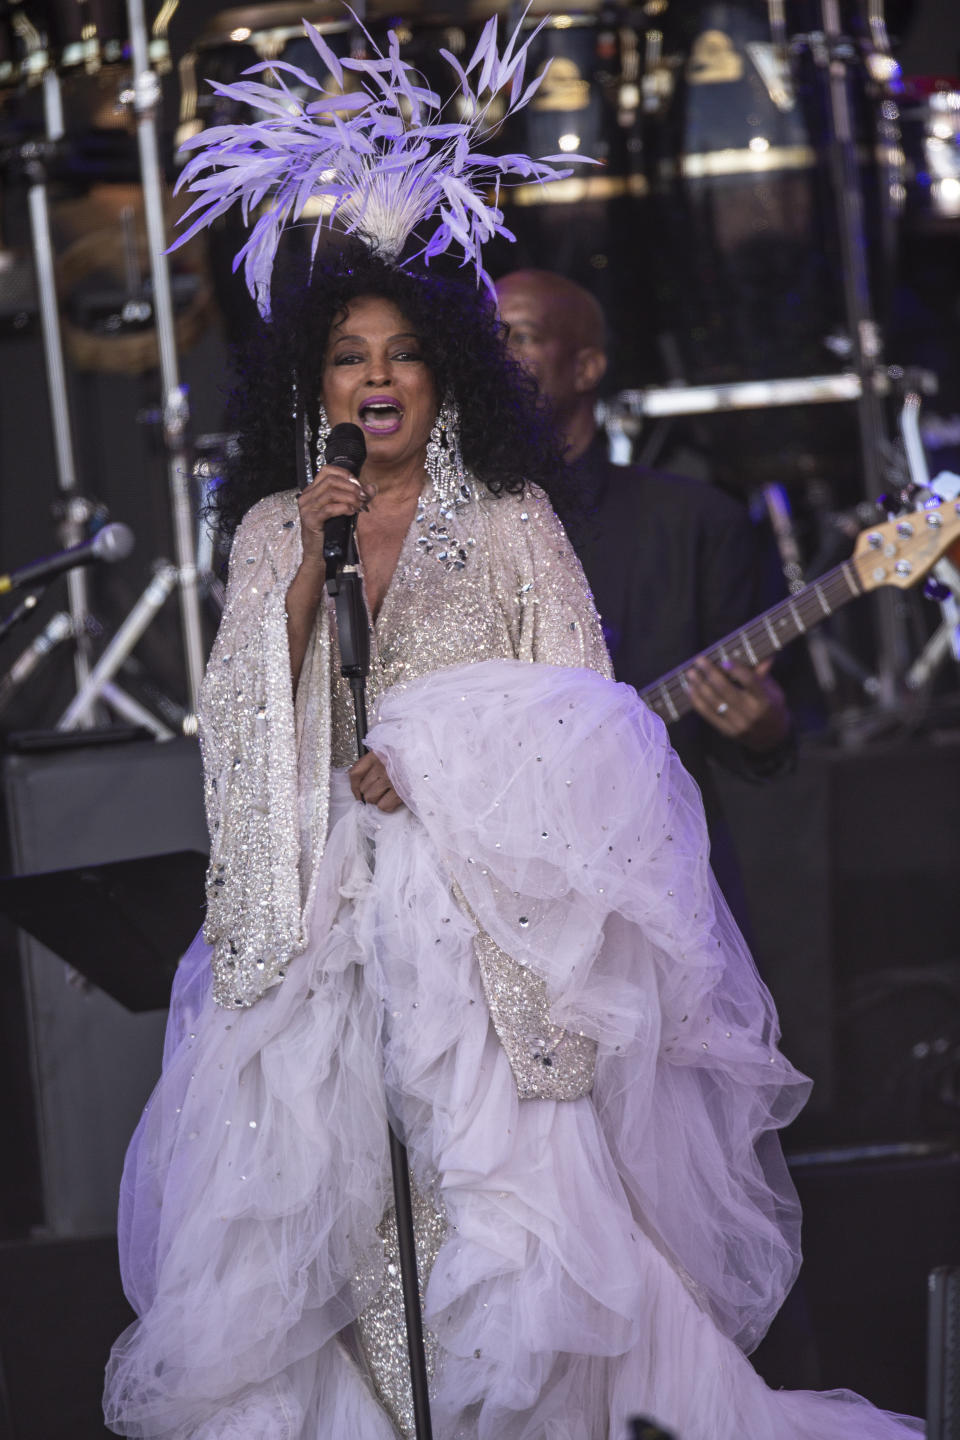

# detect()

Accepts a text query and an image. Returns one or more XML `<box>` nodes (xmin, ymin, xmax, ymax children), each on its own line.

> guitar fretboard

<box><xmin>638</xmin><ymin>559</ymin><xmax>863</xmax><ymax>724</ymax></box>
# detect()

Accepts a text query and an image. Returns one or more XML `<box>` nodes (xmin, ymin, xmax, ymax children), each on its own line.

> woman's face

<box><xmin>321</xmin><ymin>295</ymin><xmax>438</xmax><ymax>471</ymax></box>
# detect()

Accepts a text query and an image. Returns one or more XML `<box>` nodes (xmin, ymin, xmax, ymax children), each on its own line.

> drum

<box><xmin>428</xmin><ymin>2</ymin><xmax>658</xmax><ymax>390</ymax></box>
<box><xmin>176</xmin><ymin>5</ymin><xmax>362</xmax><ymax>342</ymax></box>
<box><xmin>16</xmin><ymin>0</ymin><xmax>172</xmax><ymax>73</ymax></box>
<box><xmin>640</xmin><ymin>0</ymin><xmax>902</xmax><ymax>388</ymax></box>
<box><xmin>53</xmin><ymin>183</ymin><xmax>214</xmax><ymax>373</ymax></box>
<box><xmin>177</xmin><ymin>4</ymin><xmax>356</xmax><ymax>150</ymax></box>
<box><xmin>1</xmin><ymin>2</ymin><xmax>174</xmax><ymax>188</ymax></box>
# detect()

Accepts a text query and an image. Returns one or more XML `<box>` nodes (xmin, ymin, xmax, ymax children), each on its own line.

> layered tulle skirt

<box><xmin>104</xmin><ymin>661</ymin><xmax>923</xmax><ymax>1439</ymax></box>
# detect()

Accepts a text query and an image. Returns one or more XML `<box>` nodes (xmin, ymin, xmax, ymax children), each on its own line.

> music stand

<box><xmin>0</xmin><ymin>849</ymin><xmax>208</xmax><ymax>1012</ymax></box>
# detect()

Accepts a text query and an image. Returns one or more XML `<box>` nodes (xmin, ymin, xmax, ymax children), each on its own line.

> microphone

<box><xmin>0</xmin><ymin>523</ymin><xmax>135</xmax><ymax>595</ymax></box>
<box><xmin>322</xmin><ymin>422</ymin><xmax>367</xmax><ymax>572</ymax></box>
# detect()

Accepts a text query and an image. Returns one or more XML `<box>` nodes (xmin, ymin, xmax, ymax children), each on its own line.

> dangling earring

<box><xmin>426</xmin><ymin>398</ymin><xmax>468</xmax><ymax>507</ymax></box>
<box><xmin>313</xmin><ymin>402</ymin><xmax>332</xmax><ymax>470</ymax></box>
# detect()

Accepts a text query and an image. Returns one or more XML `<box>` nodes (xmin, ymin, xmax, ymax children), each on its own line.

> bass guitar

<box><xmin>638</xmin><ymin>499</ymin><xmax>960</xmax><ymax>724</ymax></box>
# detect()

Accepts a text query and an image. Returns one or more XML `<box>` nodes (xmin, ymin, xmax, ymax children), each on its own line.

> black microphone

<box><xmin>0</xmin><ymin>523</ymin><xmax>135</xmax><ymax>595</ymax></box>
<box><xmin>322</xmin><ymin>422</ymin><xmax>367</xmax><ymax>572</ymax></box>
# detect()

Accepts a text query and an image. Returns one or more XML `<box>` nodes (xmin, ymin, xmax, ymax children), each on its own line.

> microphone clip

<box><xmin>323</xmin><ymin>520</ymin><xmax>357</xmax><ymax>591</ymax></box>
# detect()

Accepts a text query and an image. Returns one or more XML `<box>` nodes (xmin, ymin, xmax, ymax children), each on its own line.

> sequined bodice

<box><xmin>198</xmin><ymin>479</ymin><xmax>611</xmax><ymax>1012</ymax></box>
<box><xmin>331</xmin><ymin>487</ymin><xmax>559</xmax><ymax>764</ymax></box>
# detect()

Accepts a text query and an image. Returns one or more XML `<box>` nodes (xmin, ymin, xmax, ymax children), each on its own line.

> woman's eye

<box><xmin>393</xmin><ymin>350</ymin><xmax>423</xmax><ymax>362</ymax></box>
<box><xmin>332</xmin><ymin>352</ymin><xmax>363</xmax><ymax>366</ymax></box>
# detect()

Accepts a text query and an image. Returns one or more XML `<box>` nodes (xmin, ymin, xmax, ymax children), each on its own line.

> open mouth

<box><xmin>358</xmin><ymin>397</ymin><xmax>404</xmax><ymax>434</ymax></box>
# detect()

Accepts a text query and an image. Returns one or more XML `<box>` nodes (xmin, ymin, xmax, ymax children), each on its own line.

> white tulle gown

<box><xmin>104</xmin><ymin>487</ymin><xmax>923</xmax><ymax>1440</ymax></box>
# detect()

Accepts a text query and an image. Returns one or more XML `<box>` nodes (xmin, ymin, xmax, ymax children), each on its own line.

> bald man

<box><xmin>496</xmin><ymin>269</ymin><xmax>795</xmax><ymax>918</ymax></box>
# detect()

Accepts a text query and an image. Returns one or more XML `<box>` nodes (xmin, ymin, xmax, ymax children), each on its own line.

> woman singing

<box><xmin>105</xmin><ymin>19</ymin><xmax>922</xmax><ymax>1440</ymax></box>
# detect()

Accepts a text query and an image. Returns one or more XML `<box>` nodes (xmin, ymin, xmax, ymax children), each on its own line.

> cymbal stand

<box><xmin>22</xmin><ymin>68</ymin><xmax>95</xmax><ymax>713</ymax></box>
<box><xmin>50</xmin><ymin>0</ymin><xmax>210</xmax><ymax>730</ymax></box>
<box><xmin>126</xmin><ymin>0</ymin><xmax>205</xmax><ymax>713</ymax></box>
<box><xmin>11</xmin><ymin>67</ymin><xmax>173</xmax><ymax>738</ymax></box>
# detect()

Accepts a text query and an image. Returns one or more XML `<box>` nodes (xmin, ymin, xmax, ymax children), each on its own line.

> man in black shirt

<box><xmin>495</xmin><ymin>269</ymin><xmax>794</xmax><ymax>916</ymax></box>
<box><xmin>494</xmin><ymin>276</ymin><xmax>822</xmax><ymax>1392</ymax></box>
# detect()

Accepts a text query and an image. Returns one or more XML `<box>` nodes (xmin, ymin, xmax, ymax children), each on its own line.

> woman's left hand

<box><xmin>349</xmin><ymin>752</ymin><xmax>405</xmax><ymax>812</ymax></box>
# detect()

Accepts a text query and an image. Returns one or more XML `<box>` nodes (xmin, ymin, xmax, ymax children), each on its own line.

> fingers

<box><xmin>348</xmin><ymin>753</ymin><xmax>404</xmax><ymax>812</ymax></box>
<box><xmin>305</xmin><ymin>465</ymin><xmax>375</xmax><ymax>505</ymax></box>
<box><xmin>685</xmin><ymin>657</ymin><xmax>791</xmax><ymax>750</ymax></box>
<box><xmin>685</xmin><ymin>658</ymin><xmax>763</xmax><ymax>734</ymax></box>
<box><xmin>297</xmin><ymin>467</ymin><xmax>375</xmax><ymax>563</ymax></box>
<box><xmin>298</xmin><ymin>468</ymin><xmax>375</xmax><ymax>519</ymax></box>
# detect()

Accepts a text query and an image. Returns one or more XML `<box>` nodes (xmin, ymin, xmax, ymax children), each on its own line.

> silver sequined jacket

<box><xmin>198</xmin><ymin>482</ymin><xmax>612</xmax><ymax>1091</ymax></box>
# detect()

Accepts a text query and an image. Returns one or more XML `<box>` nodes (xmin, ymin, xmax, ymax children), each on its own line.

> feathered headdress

<box><xmin>170</xmin><ymin>7</ymin><xmax>595</xmax><ymax>315</ymax></box>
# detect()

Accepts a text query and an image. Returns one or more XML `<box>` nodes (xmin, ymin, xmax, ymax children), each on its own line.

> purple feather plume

<box><xmin>170</xmin><ymin>6</ymin><xmax>598</xmax><ymax>315</ymax></box>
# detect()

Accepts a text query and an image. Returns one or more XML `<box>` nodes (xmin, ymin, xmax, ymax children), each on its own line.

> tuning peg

<box><xmin>924</xmin><ymin>577</ymin><xmax>955</xmax><ymax>603</ymax></box>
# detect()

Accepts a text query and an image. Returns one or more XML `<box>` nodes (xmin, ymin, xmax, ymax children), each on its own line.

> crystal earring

<box><xmin>426</xmin><ymin>398</ymin><xmax>468</xmax><ymax>507</ymax></box>
<box><xmin>313</xmin><ymin>402</ymin><xmax>332</xmax><ymax>470</ymax></box>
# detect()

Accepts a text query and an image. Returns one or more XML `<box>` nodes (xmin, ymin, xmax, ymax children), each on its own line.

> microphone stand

<box><xmin>324</xmin><ymin>525</ymin><xmax>434</xmax><ymax>1440</ymax></box>
<box><xmin>0</xmin><ymin>588</ymin><xmax>49</xmax><ymax>649</ymax></box>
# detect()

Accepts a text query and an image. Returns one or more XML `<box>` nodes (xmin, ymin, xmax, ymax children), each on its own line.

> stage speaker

<box><xmin>791</xmin><ymin>1145</ymin><xmax>960</xmax><ymax>1418</ymax></box>
<box><xmin>712</xmin><ymin>756</ymin><xmax>834</xmax><ymax>1110</ymax></box>
<box><xmin>928</xmin><ymin>1266</ymin><xmax>960</xmax><ymax>1440</ymax></box>
<box><xmin>716</xmin><ymin>739</ymin><xmax>960</xmax><ymax>1146</ymax></box>
<box><xmin>0</xmin><ymin>736</ymin><xmax>207</xmax><ymax>1238</ymax></box>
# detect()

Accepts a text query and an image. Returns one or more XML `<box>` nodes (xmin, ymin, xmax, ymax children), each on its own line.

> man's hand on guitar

<box><xmin>685</xmin><ymin>657</ymin><xmax>791</xmax><ymax>752</ymax></box>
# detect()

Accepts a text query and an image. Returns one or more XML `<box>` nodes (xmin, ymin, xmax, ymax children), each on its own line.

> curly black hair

<box><xmin>215</xmin><ymin>246</ymin><xmax>566</xmax><ymax>541</ymax></box>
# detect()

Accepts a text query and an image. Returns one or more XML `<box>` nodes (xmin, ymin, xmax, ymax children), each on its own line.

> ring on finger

<box><xmin>716</xmin><ymin>701</ymin><xmax>729</xmax><ymax>716</ymax></box>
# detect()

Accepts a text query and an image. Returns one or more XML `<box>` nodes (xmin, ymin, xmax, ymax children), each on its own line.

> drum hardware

<box><xmin>191</xmin><ymin>432</ymin><xmax>236</xmax><ymax>614</ymax></box>
<box><xmin>175</xmin><ymin>4</ymin><xmax>356</xmax><ymax>155</ymax></box>
<box><xmin>762</xmin><ymin>481</ymin><xmax>847</xmax><ymax>701</ymax></box>
<box><xmin>54</xmin><ymin>199</ymin><xmax>213</xmax><ymax>373</ymax></box>
<box><xmin>807</xmin><ymin>1</ymin><xmax>909</xmax><ymax>706</ymax></box>
<box><xmin>639</xmin><ymin>1</ymin><xmax>924</xmax><ymax>714</ymax></box>
<box><xmin>0</xmin><ymin>0</ymin><xmax>207</xmax><ymax>734</ymax></box>
<box><xmin>14</xmin><ymin>1</ymin><xmax>175</xmax><ymax>79</ymax></box>
<box><xmin>105</xmin><ymin>0</ymin><xmax>205</xmax><ymax>716</ymax></box>
<box><xmin>172</xmin><ymin>2</ymin><xmax>364</xmax><ymax>351</ymax></box>
<box><xmin>611</xmin><ymin>371</ymin><xmax>867</xmax><ymax>420</ymax></box>
<box><xmin>0</xmin><ymin>609</ymin><xmax>73</xmax><ymax>712</ymax></box>
<box><xmin>0</xmin><ymin>568</ymin><xmax>182</xmax><ymax>738</ymax></box>
<box><xmin>482</xmin><ymin>3</ymin><xmax>656</xmax><ymax>387</ymax></box>
<box><xmin>18</xmin><ymin>67</ymin><xmax>101</xmax><ymax>711</ymax></box>
<box><xmin>56</xmin><ymin>559</ymin><xmax>181</xmax><ymax>734</ymax></box>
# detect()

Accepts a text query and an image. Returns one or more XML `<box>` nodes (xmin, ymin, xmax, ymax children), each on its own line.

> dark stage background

<box><xmin>2</xmin><ymin>0</ymin><xmax>960</xmax><ymax>1436</ymax></box>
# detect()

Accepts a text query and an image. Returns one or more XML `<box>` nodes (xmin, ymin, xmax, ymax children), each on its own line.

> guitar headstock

<box><xmin>851</xmin><ymin>499</ymin><xmax>960</xmax><ymax>592</ymax></box>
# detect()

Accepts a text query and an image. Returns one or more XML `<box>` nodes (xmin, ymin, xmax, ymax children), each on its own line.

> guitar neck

<box><xmin>638</xmin><ymin>559</ymin><xmax>864</xmax><ymax>725</ymax></box>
